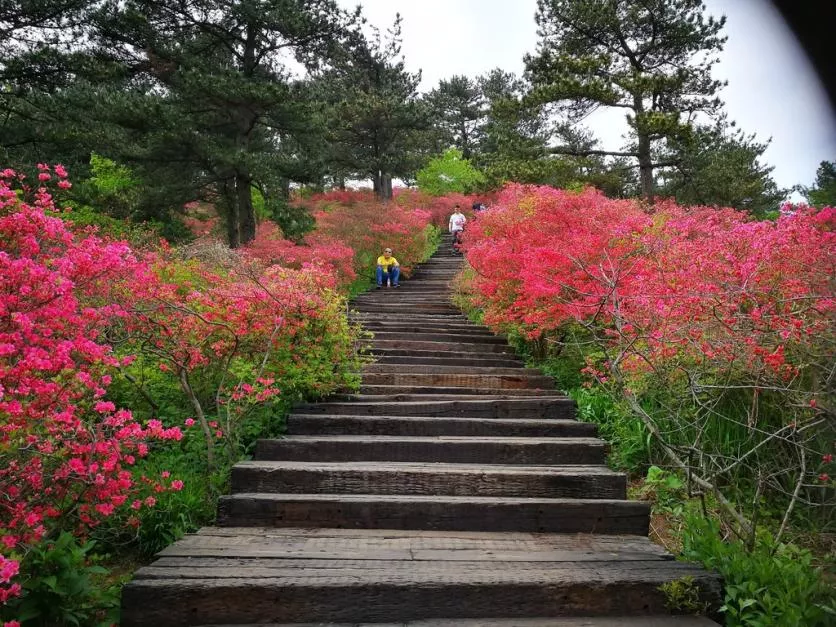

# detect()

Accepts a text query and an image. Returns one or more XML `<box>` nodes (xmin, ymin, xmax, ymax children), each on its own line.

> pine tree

<box><xmin>1</xmin><ymin>0</ymin><xmax>358</xmax><ymax>247</ymax></box>
<box><xmin>658</xmin><ymin>117</ymin><xmax>784</xmax><ymax>214</ymax></box>
<box><xmin>805</xmin><ymin>160</ymin><xmax>836</xmax><ymax>208</ymax></box>
<box><xmin>426</xmin><ymin>75</ymin><xmax>485</xmax><ymax>159</ymax></box>
<box><xmin>318</xmin><ymin>15</ymin><xmax>427</xmax><ymax>200</ymax></box>
<box><xmin>526</xmin><ymin>0</ymin><xmax>727</xmax><ymax>198</ymax></box>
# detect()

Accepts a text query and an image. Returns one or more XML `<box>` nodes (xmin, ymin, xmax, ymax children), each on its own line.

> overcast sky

<box><xmin>338</xmin><ymin>0</ymin><xmax>836</xmax><ymax>192</ymax></box>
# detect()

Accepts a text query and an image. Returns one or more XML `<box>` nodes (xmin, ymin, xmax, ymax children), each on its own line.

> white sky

<box><xmin>339</xmin><ymin>0</ymin><xmax>836</xmax><ymax>192</ymax></box>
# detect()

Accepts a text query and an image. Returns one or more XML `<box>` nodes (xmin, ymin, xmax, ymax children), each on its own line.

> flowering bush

<box><xmin>303</xmin><ymin>196</ymin><xmax>437</xmax><ymax>278</ymax></box>
<box><xmin>461</xmin><ymin>184</ymin><xmax>835</xmax><ymax>541</ymax></box>
<box><xmin>0</xmin><ymin>167</ymin><xmax>184</xmax><ymax>620</ymax></box>
<box><xmin>243</xmin><ymin>221</ymin><xmax>357</xmax><ymax>288</ymax></box>
<box><xmin>1</xmin><ymin>167</ymin><xmax>364</xmax><ymax>623</ymax></box>
<box><xmin>106</xmin><ymin>245</ymin><xmax>360</xmax><ymax>468</ymax></box>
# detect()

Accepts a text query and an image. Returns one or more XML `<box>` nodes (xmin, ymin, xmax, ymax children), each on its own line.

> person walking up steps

<box><xmin>449</xmin><ymin>204</ymin><xmax>467</xmax><ymax>253</ymax></box>
<box><xmin>376</xmin><ymin>247</ymin><xmax>400</xmax><ymax>288</ymax></box>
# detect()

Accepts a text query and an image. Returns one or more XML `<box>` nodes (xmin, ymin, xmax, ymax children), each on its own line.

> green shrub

<box><xmin>569</xmin><ymin>386</ymin><xmax>651</xmax><ymax>473</ymax></box>
<box><xmin>417</xmin><ymin>148</ymin><xmax>485</xmax><ymax>195</ymax></box>
<box><xmin>682</xmin><ymin>515</ymin><xmax>836</xmax><ymax>626</ymax></box>
<box><xmin>3</xmin><ymin>533</ymin><xmax>120</xmax><ymax>627</ymax></box>
<box><xmin>641</xmin><ymin>465</ymin><xmax>687</xmax><ymax>512</ymax></box>
<box><xmin>659</xmin><ymin>575</ymin><xmax>713</xmax><ymax>615</ymax></box>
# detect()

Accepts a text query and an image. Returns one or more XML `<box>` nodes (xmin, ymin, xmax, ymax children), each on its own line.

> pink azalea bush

<box><xmin>302</xmin><ymin>194</ymin><xmax>436</xmax><ymax>278</ymax></box>
<box><xmin>460</xmin><ymin>184</ymin><xmax>835</xmax><ymax>538</ymax></box>
<box><xmin>393</xmin><ymin>188</ymin><xmax>483</xmax><ymax>228</ymax></box>
<box><xmin>1</xmin><ymin>168</ymin><xmax>363</xmax><ymax>622</ymax></box>
<box><xmin>110</xmin><ymin>245</ymin><xmax>359</xmax><ymax>468</ymax></box>
<box><xmin>243</xmin><ymin>221</ymin><xmax>357</xmax><ymax>288</ymax></box>
<box><xmin>0</xmin><ymin>167</ymin><xmax>184</xmax><ymax>615</ymax></box>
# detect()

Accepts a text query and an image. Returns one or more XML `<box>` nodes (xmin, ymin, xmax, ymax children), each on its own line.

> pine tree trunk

<box><xmin>223</xmin><ymin>181</ymin><xmax>241</xmax><ymax>248</ymax></box>
<box><xmin>372</xmin><ymin>171</ymin><xmax>382</xmax><ymax>198</ymax></box>
<box><xmin>278</xmin><ymin>178</ymin><xmax>290</xmax><ymax>200</ymax></box>
<box><xmin>237</xmin><ymin>174</ymin><xmax>256</xmax><ymax>245</ymax></box>
<box><xmin>637</xmin><ymin>132</ymin><xmax>654</xmax><ymax>200</ymax></box>
<box><xmin>374</xmin><ymin>172</ymin><xmax>393</xmax><ymax>200</ymax></box>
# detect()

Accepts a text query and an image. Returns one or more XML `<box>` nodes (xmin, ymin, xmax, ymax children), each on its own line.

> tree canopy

<box><xmin>0</xmin><ymin>0</ymin><xmax>793</xmax><ymax>245</ymax></box>
<box><xmin>525</xmin><ymin>0</ymin><xmax>727</xmax><ymax>198</ymax></box>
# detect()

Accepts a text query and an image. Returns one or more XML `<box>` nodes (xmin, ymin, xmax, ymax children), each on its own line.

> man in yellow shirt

<box><xmin>376</xmin><ymin>247</ymin><xmax>400</xmax><ymax>288</ymax></box>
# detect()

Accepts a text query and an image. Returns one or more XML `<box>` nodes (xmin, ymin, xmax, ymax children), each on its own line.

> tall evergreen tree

<box><xmin>318</xmin><ymin>15</ymin><xmax>427</xmax><ymax>200</ymax></box>
<box><xmin>658</xmin><ymin>117</ymin><xmax>784</xmax><ymax>214</ymax></box>
<box><xmin>1</xmin><ymin>0</ymin><xmax>358</xmax><ymax>247</ymax></box>
<box><xmin>804</xmin><ymin>160</ymin><xmax>836</xmax><ymax>208</ymax></box>
<box><xmin>525</xmin><ymin>0</ymin><xmax>727</xmax><ymax>198</ymax></box>
<box><xmin>477</xmin><ymin>69</ymin><xmax>552</xmax><ymax>184</ymax></box>
<box><xmin>426</xmin><ymin>75</ymin><xmax>485</xmax><ymax>159</ymax></box>
<box><xmin>477</xmin><ymin>69</ymin><xmax>630</xmax><ymax>194</ymax></box>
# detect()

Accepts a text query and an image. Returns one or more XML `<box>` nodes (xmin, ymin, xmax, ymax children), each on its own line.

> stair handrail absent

<box><xmin>120</xmin><ymin>231</ymin><xmax>722</xmax><ymax>627</ymax></box>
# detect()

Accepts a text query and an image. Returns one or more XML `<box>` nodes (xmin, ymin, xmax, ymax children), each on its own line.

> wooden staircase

<box><xmin>121</xmin><ymin>235</ymin><xmax>721</xmax><ymax>626</ymax></box>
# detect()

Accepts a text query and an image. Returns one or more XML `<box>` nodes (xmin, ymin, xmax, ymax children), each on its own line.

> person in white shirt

<box><xmin>449</xmin><ymin>205</ymin><xmax>467</xmax><ymax>252</ymax></box>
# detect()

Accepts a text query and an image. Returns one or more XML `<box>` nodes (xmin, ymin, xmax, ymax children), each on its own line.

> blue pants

<box><xmin>376</xmin><ymin>265</ymin><xmax>400</xmax><ymax>286</ymax></box>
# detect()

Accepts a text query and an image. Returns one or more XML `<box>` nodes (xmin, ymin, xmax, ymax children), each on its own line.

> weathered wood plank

<box><xmin>201</xmin><ymin>618</ymin><xmax>720</xmax><ymax>627</ymax></box>
<box><xmin>360</xmin><ymin>373</ymin><xmax>555</xmax><ymax>390</ymax></box>
<box><xmin>285</xmin><ymin>415</ymin><xmax>596</xmax><ymax>438</ymax></box>
<box><xmin>121</xmin><ymin>564</ymin><xmax>722</xmax><ymax>626</ymax></box>
<box><xmin>158</xmin><ymin>528</ymin><xmax>670</xmax><ymax>559</ymax></box>
<box><xmin>137</xmin><ymin>558</ymin><xmax>705</xmax><ymax>577</ymax></box>
<box><xmin>253</xmin><ymin>436</ymin><xmax>607</xmax><ymax>465</ymax></box>
<box><xmin>230</xmin><ymin>460</ymin><xmax>625</xmax><ymax>498</ymax></box>
<box><xmin>362</xmin><ymin>364</ymin><xmax>538</xmax><ymax>375</ymax></box>
<box><xmin>357</xmin><ymin>385</ymin><xmax>558</xmax><ymax>396</ymax></box>
<box><xmin>189</xmin><ymin>528</ymin><xmax>669</xmax><ymax>552</ymax></box>
<box><xmin>292</xmin><ymin>398</ymin><xmax>576</xmax><ymax>419</ymax></box>
<box><xmin>370</xmin><ymin>352</ymin><xmax>524</xmax><ymax>367</ymax></box>
<box><xmin>216</xmin><ymin>494</ymin><xmax>650</xmax><ymax>534</ymax></box>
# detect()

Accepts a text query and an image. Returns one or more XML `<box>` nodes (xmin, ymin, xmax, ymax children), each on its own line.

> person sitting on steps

<box><xmin>376</xmin><ymin>247</ymin><xmax>400</xmax><ymax>288</ymax></box>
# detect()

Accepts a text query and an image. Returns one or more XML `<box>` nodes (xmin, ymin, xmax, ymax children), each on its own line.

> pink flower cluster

<box><xmin>462</xmin><ymin>184</ymin><xmax>834</xmax><ymax>464</ymax></box>
<box><xmin>243</xmin><ymin>221</ymin><xmax>356</xmax><ymax>288</ymax></box>
<box><xmin>0</xmin><ymin>167</ymin><xmax>184</xmax><ymax>599</ymax></box>
<box><xmin>465</xmin><ymin>186</ymin><xmax>834</xmax><ymax>375</ymax></box>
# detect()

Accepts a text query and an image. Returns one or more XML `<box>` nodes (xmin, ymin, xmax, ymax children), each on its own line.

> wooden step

<box><xmin>192</xmin><ymin>618</ymin><xmax>720</xmax><ymax>626</ymax></box>
<box><xmin>367</xmin><ymin>339</ymin><xmax>517</xmax><ymax>354</ymax></box>
<box><xmin>293</xmin><ymin>397</ymin><xmax>576</xmax><ymax>418</ymax></box>
<box><xmin>367</xmin><ymin>331</ymin><xmax>508</xmax><ymax>344</ymax></box>
<box><xmin>286</xmin><ymin>414</ymin><xmax>595</xmax><ymax>437</ymax></box>
<box><xmin>360</xmin><ymin>373</ymin><xmax>554</xmax><ymax>389</ymax></box>
<box><xmin>350</xmin><ymin>313</ymin><xmax>471</xmax><ymax>322</ymax></box>
<box><xmin>217</xmin><ymin>494</ymin><xmax>650</xmax><ymax>533</ymax></box>
<box><xmin>254</xmin><ymin>436</ymin><xmax>606</xmax><ymax>465</ymax></box>
<box><xmin>362</xmin><ymin>364</ymin><xmax>541</xmax><ymax>376</ymax></box>
<box><xmin>357</xmin><ymin>385</ymin><xmax>557</xmax><ymax>396</ymax></box>
<box><xmin>354</xmin><ymin>307</ymin><xmax>463</xmax><ymax>315</ymax></box>
<box><xmin>230</xmin><ymin>461</ymin><xmax>626</xmax><ymax>498</ymax></box>
<box><xmin>332</xmin><ymin>393</ymin><xmax>569</xmax><ymax>402</ymax></box>
<box><xmin>355</xmin><ymin>295</ymin><xmax>454</xmax><ymax>303</ymax></box>
<box><xmin>121</xmin><ymin>529</ymin><xmax>721</xmax><ymax>626</ymax></box>
<box><xmin>360</xmin><ymin>323</ymin><xmax>496</xmax><ymax>335</ymax></box>
<box><xmin>372</xmin><ymin>354</ymin><xmax>524</xmax><ymax>367</ymax></box>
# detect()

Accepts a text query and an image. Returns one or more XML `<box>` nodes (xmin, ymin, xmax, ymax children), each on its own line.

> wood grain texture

<box><xmin>292</xmin><ymin>398</ymin><xmax>576</xmax><ymax>419</ymax></box>
<box><xmin>285</xmin><ymin>415</ymin><xmax>597</xmax><ymax>437</ymax></box>
<box><xmin>216</xmin><ymin>494</ymin><xmax>650</xmax><ymax>534</ymax></box>
<box><xmin>253</xmin><ymin>436</ymin><xmax>607</xmax><ymax>465</ymax></box>
<box><xmin>230</xmin><ymin>461</ymin><xmax>626</xmax><ymax>498</ymax></box>
<box><xmin>122</xmin><ymin>562</ymin><xmax>721</xmax><ymax>626</ymax></box>
<box><xmin>198</xmin><ymin>618</ymin><xmax>720</xmax><ymax>627</ymax></box>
